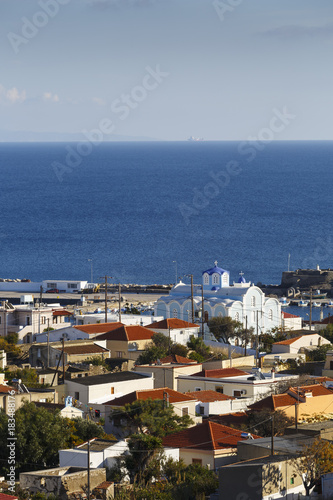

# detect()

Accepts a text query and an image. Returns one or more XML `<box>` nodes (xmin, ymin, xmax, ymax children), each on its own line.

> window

<box><xmin>68</xmin><ymin>283</ymin><xmax>78</xmax><ymax>289</ymax></box>
<box><xmin>251</xmin><ymin>296</ymin><xmax>256</xmax><ymax>307</ymax></box>
<box><xmin>268</xmin><ymin>309</ymin><xmax>273</xmax><ymax>321</ymax></box>
<box><xmin>47</xmin><ymin>283</ymin><xmax>57</xmax><ymax>289</ymax></box>
<box><xmin>182</xmin><ymin>407</ymin><xmax>189</xmax><ymax>416</ymax></box>
<box><xmin>213</xmin><ymin>273</ymin><xmax>219</xmax><ymax>284</ymax></box>
<box><xmin>199</xmin><ymin>406</ymin><xmax>205</xmax><ymax>415</ymax></box>
<box><xmin>192</xmin><ymin>459</ymin><xmax>202</xmax><ymax>465</ymax></box>
<box><xmin>41</xmin><ymin>316</ymin><xmax>46</xmax><ymax>325</ymax></box>
<box><xmin>290</xmin><ymin>477</ymin><xmax>294</xmax><ymax>485</ymax></box>
<box><xmin>116</xmin><ymin>351</ymin><xmax>123</xmax><ymax>358</ymax></box>
<box><xmin>26</xmin><ymin>316</ymin><xmax>31</xmax><ymax>326</ymax></box>
<box><xmin>222</xmin><ymin>273</ymin><xmax>228</xmax><ymax>285</ymax></box>
<box><xmin>75</xmin><ymin>392</ymin><xmax>79</xmax><ymax>400</ymax></box>
<box><xmin>215</xmin><ymin>386</ymin><xmax>223</xmax><ymax>394</ymax></box>
<box><xmin>195</xmin><ymin>387</ymin><xmax>201</xmax><ymax>391</ymax></box>
<box><xmin>173</xmin><ymin>309</ymin><xmax>178</xmax><ymax>318</ymax></box>
<box><xmin>233</xmin><ymin>390</ymin><xmax>242</xmax><ymax>397</ymax></box>
<box><xmin>111</xmin><ymin>387</ymin><xmax>114</xmax><ymax>394</ymax></box>
<box><xmin>235</xmin><ymin>312</ymin><xmax>239</xmax><ymax>322</ymax></box>
<box><xmin>203</xmin><ymin>273</ymin><xmax>209</xmax><ymax>285</ymax></box>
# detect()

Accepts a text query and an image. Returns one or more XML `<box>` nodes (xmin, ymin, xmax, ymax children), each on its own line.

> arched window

<box><xmin>268</xmin><ymin>309</ymin><xmax>273</xmax><ymax>321</ymax></box>
<box><xmin>251</xmin><ymin>296</ymin><xmax>256</xmax><ymax>307</ymax></box>
<box><xmin>235</xmin><ymin>312</ymin><xmax>240</xmax><ymax>322</ymax></box>
<box><xmin>213</xmin><ymin>273</ymin><xmax>219</xmax><ymax>284</ymax></box>
<box><xmin>203</xmin><ymin>273</ymin><xmax>209</xmax><ymax>285</ymax></box>
<box><xmin>222</xmin><ymin>273</ymin><xmax>228</xmax><ymax>285</ymax></box>
<box><xmin>173</xmin><ymin>309</ymin><xmax>178</xmax><ymax>318</ymax></box>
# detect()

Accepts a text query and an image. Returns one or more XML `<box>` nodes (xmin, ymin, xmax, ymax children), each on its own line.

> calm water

<box><xmin>0</xmin><ymin>141</ymin><xmax>332</xmax><ymax>292</ymax></box>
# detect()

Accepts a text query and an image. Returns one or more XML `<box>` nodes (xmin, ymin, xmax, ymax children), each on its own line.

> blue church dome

<box><xmin>238</xmin><ymin>273</ymin><xmax>246</xmax><ymax>283</ymax></box>
<box><xmin>202</xmin><ymin>261</ymin><xmax>229</xmax><ymax>276</ymax></box>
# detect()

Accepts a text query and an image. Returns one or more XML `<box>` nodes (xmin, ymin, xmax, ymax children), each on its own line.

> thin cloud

<box><xmin>43</xmin><ymin>92</ymin><xmax>60</xmax><ymax>103</ymax></box>
<box><xmin>261</xmin><ymin>23</ymin><xmax>333</xmax><ymax>40</ymax></box>
<box><xmin>0</xmin><ymin>84</ymin><xmax>26</xmax><ymax>104</ymax></box>
<box><xmin>92</xmin><ymin>97</ymin><xmax>106</xmax><ymax>106</ymax></box>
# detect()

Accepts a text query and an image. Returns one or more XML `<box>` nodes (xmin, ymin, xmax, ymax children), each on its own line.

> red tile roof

<box><xmin>248</xmin><ymin>393</ymin><xmax>297</xmax><ymax>411</ymax></box>
<box><xmin>159</xmin><ymin>354</ymin><xmax>197</xmax><ymax>365</ymax></box>
<box><xmin>0</xmin><ymin>384</ymin><xmax>15</xmax><ymax>394</ymax></box>
<box><xmin>282</xmin><ymin>311</ymin><xmax>301</xmax><ymax>319</ymax></box>
<box><xmin>186</xmin><ymin>390</ymin><xmax>235</xmax><ymax>402</ymax></box>
<box><xmin>288</xmin><ymin>384</ymin><xmax>333</xmax><ymax>398</ymax></box>
<box><xmin>104</xmin><ymin>388</ymin><xmax>197</xmax><ymax>406</ymax></box>
<box><xmin>191</xmin><ymin>368</ymin><xmax>249</xmax><ymax>379</ymax></box>
<box><xmin>53</xmin><ymin>309</ymin><xmax>72</xmax><ymax>316</ymax></box>
<box><xmin>95</xmin><ymin>325</ymin><xmax>154</xmax><ymax>342</ymax></box>
<box><xmin>146</xmin><ymin>318</ymin><xmax>199</xmax><ymax>329</ymax></box>
<box><xmin>62</xmin><ymin>344</ymin><xmax>109</xmax><ymax>355</ymax></box>
<box><xmin>74</xmin><ymin>322</ymin><xmax>123</xmax><ymax>335</ymax></box>
<box><xmin>162</xmin><ymin>421</ymin><xmax>260</xmax><ymax>451</ymax></box>
<box><xmin>0</xmin><ymin>494</ymin><xmax>19</xmax><ymax>500</ymax></box>
<box><xmin>273</xmin><ymin>335</ymin><xmax>304</xmax><ymax>345</ymax></box>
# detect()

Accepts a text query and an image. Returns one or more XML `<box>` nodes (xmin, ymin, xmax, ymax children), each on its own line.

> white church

<box><xmin>154</xmin><ymin>262</ymin><xmax>281</xmax><ymax>335</ymax></box>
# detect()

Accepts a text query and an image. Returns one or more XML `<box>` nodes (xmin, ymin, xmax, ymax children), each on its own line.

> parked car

<box><xmin>45</xmin><ymin>288</ymin><xmax>59</xmax><ymax>293</ymax></box>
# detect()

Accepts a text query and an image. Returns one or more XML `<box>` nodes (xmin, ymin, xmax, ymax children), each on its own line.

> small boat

<box><xmin>326</xmin><ymin>301</ymin><xmax>333</xmax><ymax>308</ymax></box>
<box><xmin>298</xmin><ymin>300</ymin><xmax>308</xmax><ymax>307</ymax></box>
<box><xmin>303</xmin><ymin>290</ymin><xmax>327</xmax><ymax>299</ymax></box>
<box><xmin>313</xmin><ymin>302</ymin><xmax>321</xmax><ymax>307</ymax></box>
<box><xmin>280</xmin><ymin>297</ymin><xmax>290</xmax><ymax>306</ymax></box>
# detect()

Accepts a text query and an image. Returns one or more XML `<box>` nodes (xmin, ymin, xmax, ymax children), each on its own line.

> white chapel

<box><xmin>154</xmin><ymin>261</ymin><xmax>281</xmax><ymax>334</ymax></box>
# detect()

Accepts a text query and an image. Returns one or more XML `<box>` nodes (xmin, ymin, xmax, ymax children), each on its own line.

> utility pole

<box><xmin>271</xmin><ymin>414</ymin><xmax>275</xmax><ymax>455</ymax></box>
<box><xmin>309</xmin><ymin>288</ymin><xmax>313</xmax><ymax>331</ymax></box>
<box><xmin>201</xmin><ymin>285</ymin><xmax>204</xmax><ymax>339</ymax></box>
<box><xmin>188</xmin><ymin>274</ymin><xmax>194</xmax><ymax>323</ymax></box>
<box><xmin>118</xmin><ymin>283</ymin><xmax>122</xmax><ymax>323</ymax></box>
<box><xmin>62</xmin><ymin>338</ymin><xmax>65</xmax><ymax>384</ymax></box>
<box><xmin>100</xmin><ymin>275</ymin><xmax>112</xmax><ymax>323</ymax></box>
<box><xmin>87</xmin><ymin>439</ymin><xmax>91</xmax><ymax>500</ymax></box>
<box><xmin>256</xmin><ymin>310</ymin><xmax>259</xmax><ymax>368</ymax></box>
<box><xmin>47</xmin><ymin>318</ymin><xmax>50</xmax><ymax>369</ymax></box>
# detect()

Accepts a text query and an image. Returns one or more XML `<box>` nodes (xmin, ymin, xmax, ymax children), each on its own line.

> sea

<box><xmin>0</xmin><ymin>140</ymin><xmax>332</xmax><ymax>321</ymax></box>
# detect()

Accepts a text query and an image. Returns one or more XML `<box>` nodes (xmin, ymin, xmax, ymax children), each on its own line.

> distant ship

<box><xmin>188</xmin><ymin>136</ymin><xmax>204</xmax><ymax>141</ymax></box>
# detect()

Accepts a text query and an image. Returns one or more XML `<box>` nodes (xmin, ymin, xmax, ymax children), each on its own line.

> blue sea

<box><xmin>0</xmin><ymin>141</ymin><xmax>332</xmax><ymax>301</ymax></box>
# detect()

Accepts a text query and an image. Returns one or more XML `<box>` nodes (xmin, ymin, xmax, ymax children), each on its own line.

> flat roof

<box><xmin>78</xmin><ymin>439</ymin><xmax>117</xmax><ymax>451</ymax></box>
<box><xmin>68</xmin><ymin>371</ymin><xmax>149</xmax><ymax>386</ymax></box>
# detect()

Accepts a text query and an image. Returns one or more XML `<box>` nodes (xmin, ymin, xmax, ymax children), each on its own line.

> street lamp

<box><xmin>88</xmin><ymin>259</ymin><xmax>93</xmax><ymax>284</ymax></box>
<box><xmin>173</xmin><ymin>260</ymin><xmax>178</xmax><ymax>285</ymax></box>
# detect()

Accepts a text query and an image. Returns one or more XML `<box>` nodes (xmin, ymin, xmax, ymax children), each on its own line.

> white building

<box><xmin>271</xmin><ymin>333</ymin><xmax>330</xmax><ymax>355</ymax></box>
<box><xmin>0</xmin><ymin>302</ymin><xmax>71</xmax><ymax>343</ymax></box>
<box><xmin>154</xmin><ymin>262</ymin><xmax>281</xmax><ymax>336</ymax></box>
<box><xmin>145</xmin><ymin>318</ymin><xmax>200</xmax><ymax>345</ymax></box>
<box><xmin>0</xmin><ymin>280</ymin><xmax>87</xmax><ymax>293</ymax></box>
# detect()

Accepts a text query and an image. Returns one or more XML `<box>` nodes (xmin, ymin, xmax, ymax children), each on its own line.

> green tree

<box><xmin>124</xmin><ymin>434</ymin><xmax>164</xmax><ymax>485</ymax></box>
<box><xmin>306</xmin><ymin>344</ymin><xmax>332</xmax><ymax>362</ymax></box>
<box><xmin>208</xmin><ymin>316</ymin><xmax>244</xmax><ymax>344</ymax></box>
<box><xmin>292</xmin><ymin>438</ymin><xmax>333</xmax><ymax>496</ymax></box>
<box><xmin>169</xmin><ymin>343</ymin><xmax>188</xmax><ymax>358</ymax></box>
<box><xmin>248</xmin><ymin>409</ymin><xmax>294</xmax><ymax>437</ymax></box>
<box><xmin>187</xmin><ymin>335</ymin><xmax>210</xmax><ymax>362</ymax></box>
<box><xmin>111</xmin><ymin>399</ymin><xmax>193</xmax><ymax>438</ymax></box>
<box><xmin>321</xmin><ymin>324</ymin><xmax>333</xmax><ymax>343</ymax></box>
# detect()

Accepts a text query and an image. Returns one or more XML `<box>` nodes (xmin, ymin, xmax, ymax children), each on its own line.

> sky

<box><xmin>1</xmin><ymin>0</ymin><xmax>333</xmax><ymax>141</ymax></box>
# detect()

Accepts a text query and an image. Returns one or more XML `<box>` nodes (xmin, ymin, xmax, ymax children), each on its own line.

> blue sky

<box><xmin>1</xmin><ymin>0</ymin><xmax>333</xmax><ymax>140</ymax></box>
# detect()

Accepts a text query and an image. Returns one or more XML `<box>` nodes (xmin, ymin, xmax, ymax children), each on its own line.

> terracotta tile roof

<box><xmin>289</xmin><ymin>384</ymin><xmax>333</xmax><ymax>398</ymax></box>
<box><xmin>104</xmin><ymin>387</ymin><xmax>197</xmax><ymax>406</ymax></box>
<box><xmin>0</xmin><ymin>494</ymin><xmax>19</xmax><ymax>500</ymax></box>
<box><xmin>146</xmin><ymin>318</ymin><xmax>199</xmax><ymax>329</ymax></box>
<box><xmin>185</xmin><ymin>390</ymin><xmax>235</xmax><ymax>402</ymax></box>
<box><xmin>0</xmin><ymin>384</ymin><xmax>15</xmax><ymax>394</ymax></box>
<box><xmin>248</xmin><ymin>393</ymin><xmax>297</xmax><ymax>411</ymax></box>
<box><xmin>320</xmin><ymin>316</ymin><xmax>333</xmax><ymax>325</ymax></box>
<box><xmin>282</xmin><ymin>311</ymin><xmax>301</xmax><ymax>319</ymax></box>
<box><xmin>62</xmin><ymin>344</ymin><xmax>109</xmax><ymax>355</ymax></box>
<box><xmin>95</xmin><ymin>325</ymin><xmax>154</xmax><ymax>342</ymax></box>
<box><xmin>53</xmin><ymin>309</ymin><xmax>72</xmax><ymax>316</ymax></box>
<box><xmin>159</xmin><ymin>354</ymin><xmax>197</xmax><ymax>365</ymax></box>
<box><xmin>162</xmin><ymin>421</ymin><xmax>260</xmax><ymax>451</ymax></box>
<box><xmin>191</xmin><ymin>368</ymin><xmax>249</xmax><ymax>379</ymax></box>
<box><xmin>74</xmin><ymin>322</ymin><xmax>123</xmax><ymax>335</ymax></box>
<box><xmin>273</xmin><ymin>335</ymin><xmax>304</xmax><ymax>345</ymax></box>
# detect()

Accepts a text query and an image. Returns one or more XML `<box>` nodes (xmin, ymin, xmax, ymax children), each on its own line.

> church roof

<box><xmin>238</xmin><ymin>275</ymin><xmax>246</xmax><ymax>283</ymax></box>
<box><xmin>202</xmin><ymin>263</ymin><xmax>228</xmax><ymax>276</ymax></box>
